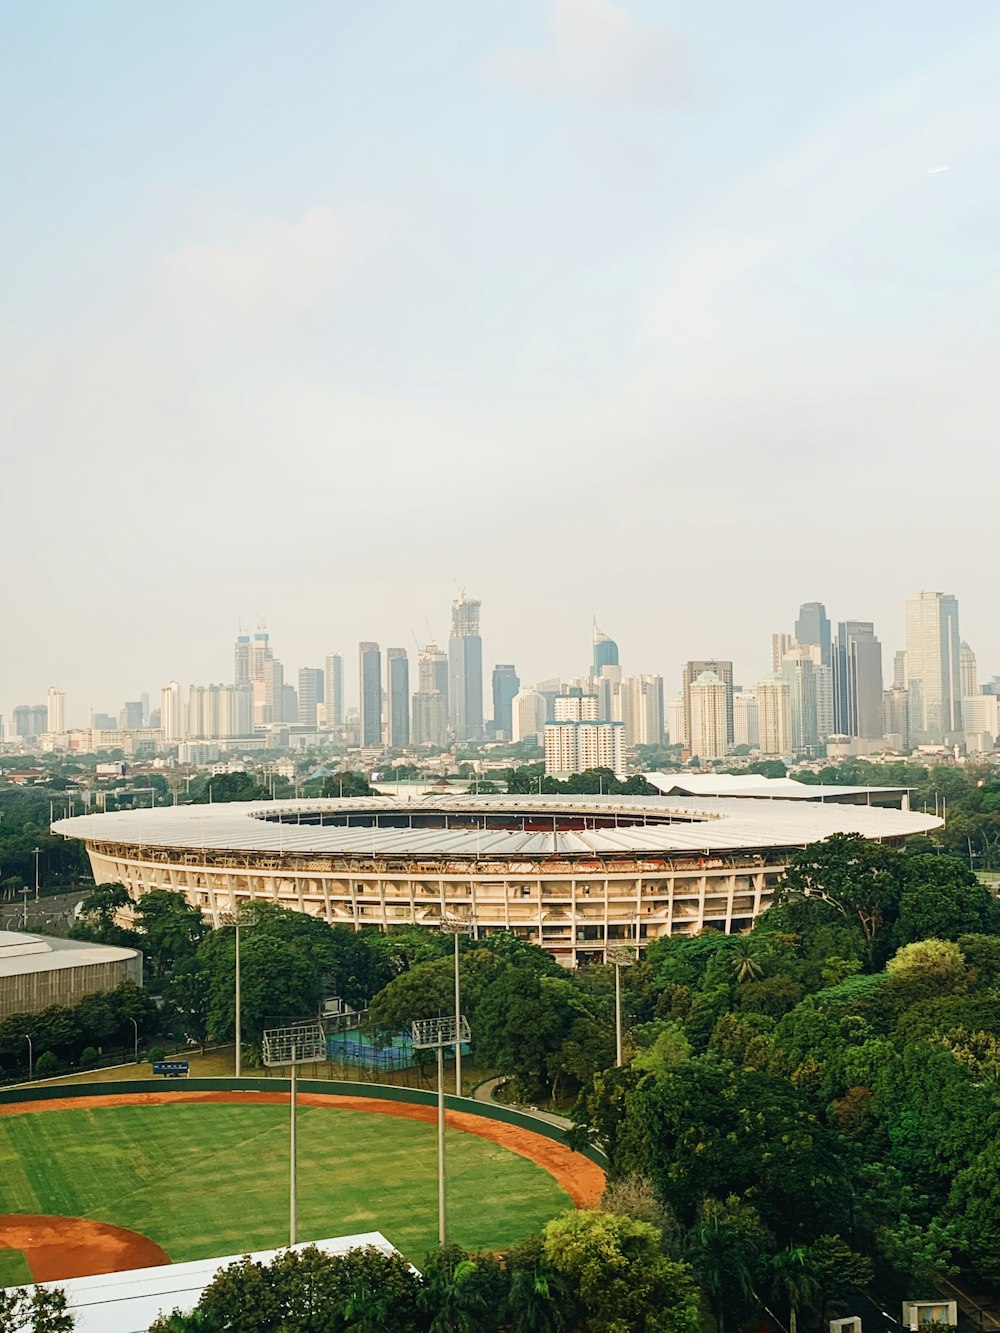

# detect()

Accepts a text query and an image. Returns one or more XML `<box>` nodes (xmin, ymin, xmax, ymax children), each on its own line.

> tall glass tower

<box><xmin>358</xmin><ymin>642</ymin><xmax>382</xmax><ymax>747</ymax></box>
<box><xmin>448</xmin><ymin>598</ymin><xmax>483</xmax><ymax>742</ymax></box>
<box><xmin>592</xmin><ymin>618</ymin><xmax>619</xmax><ymax>677</ymax></box>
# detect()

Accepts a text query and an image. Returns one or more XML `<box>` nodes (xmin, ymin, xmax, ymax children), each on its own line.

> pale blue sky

<box><xmin>2</xmin><ymin>1</ymin><xmax>999</xmax><ymax>720</ymax></box>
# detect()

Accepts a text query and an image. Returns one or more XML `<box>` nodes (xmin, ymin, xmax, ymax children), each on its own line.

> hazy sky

<box><xmin>3</xmin><ymin>0</ymin><xmax>999</xmax><ymax>725</ymax></box>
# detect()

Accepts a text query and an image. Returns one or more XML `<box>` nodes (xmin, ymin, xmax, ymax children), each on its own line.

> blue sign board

<box><xmin>153</xmin><ymin>1061</ymin><xmax>189</xmax><ymax>1078</ymax></box>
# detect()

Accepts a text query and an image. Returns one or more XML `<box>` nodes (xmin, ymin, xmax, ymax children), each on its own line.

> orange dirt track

<box><xmin>0</xmin><ymin>1090</ymin><xmax>606</xmax><ymax>1281</ymax></box>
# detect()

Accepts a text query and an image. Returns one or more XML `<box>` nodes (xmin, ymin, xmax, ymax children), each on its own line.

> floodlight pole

<box><xmin>436</xmin><ymin>1043</ymin><xmax>446</xmax><ymax>1246</ymax></box>
<box><xmin>290</xmin><ymin>1043</ymin><xmax>298</xmax><ymax>1246</ymax></box>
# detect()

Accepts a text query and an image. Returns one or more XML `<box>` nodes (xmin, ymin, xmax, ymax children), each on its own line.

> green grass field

<box><xmin>0</xmin><ymin>1251</ymin><xmax>31</xmax><ymax>1286</ymax></box>
<box><xmin>0</xmin><ymin>1104</ymin><xmax>570</xmax><ymax>1263</ymax></box>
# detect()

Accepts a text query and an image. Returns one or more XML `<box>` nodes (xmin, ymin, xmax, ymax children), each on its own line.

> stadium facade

<box><xmin>53</xmin><ymin>789</ymin><xmax>940</xmax><ymax>966</ymax></box>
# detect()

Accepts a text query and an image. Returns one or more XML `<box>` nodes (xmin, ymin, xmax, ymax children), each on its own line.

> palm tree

<box><xmin>419</xmin><ymin>1252</ymin><xmax>490</xmax><ymax>1333</ymax></box>
<box><xmin>687</xmin><ymin>1198</ymin><xmax>763</xmax><ymax>1333</ymax></box>
<box><xmin>769</xmin><ymin>1245</ymin><xmax>819</xmax><ymax>1333</ymax></box>
<box><xmin>731</xmin><ymin>940</ymin><xmax>763</xmax><ymax>984</ymax></box>
<box><xmin>507</xmin><ymin>1265</ymin><xmax>569</xmax><ymax>1333</ymax></box>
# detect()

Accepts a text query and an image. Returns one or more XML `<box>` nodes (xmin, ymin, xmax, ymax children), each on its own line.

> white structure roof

<box><xmin>52</xmin><ymin>793</ymin><xmax>942</xmax><ymax>860</ymax></box>
<box><xmin>16</xmin><ymin>1233</ymin><xmax>398</xmax><ymax>1333</ymax></box>
<box><xmin>643</xmin><ymin>773</ymin><xmax>911</xmax><ymax>802</ymax></box>
<box><xmin>0</xmin><ymin>930</ymin><xmax>139</xmax><ymax>978</ymax></box>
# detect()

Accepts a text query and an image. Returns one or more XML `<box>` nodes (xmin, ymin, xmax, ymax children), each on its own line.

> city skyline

<box><xmin>2</xmin><ymin>2</ymin><xmax>999</xmax><ymax>716</ymax></box>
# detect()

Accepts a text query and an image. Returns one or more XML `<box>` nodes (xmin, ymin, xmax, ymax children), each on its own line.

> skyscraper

<box><xmin>251</xmin><ymin>631</ymin><xmax>272</xmax><ymax>683</ymax></box>
<box><xmin>905</xmin><ymin>592</ymin><xmax>962</xmax><ymax>743</ymax></box>
<box><xmin>491</xmin><ymin>664</ymin><xmax>520</xmax><ymax>741</ymax></box>
<box><xmin>359</xmin><ymin>642</ymin><xmax>383</xmax><ymax>746</ymax></box>
<box><xmin>412</xmin><ymin>691</ymin><xmax>447</xmax><ymax>747</ymax></box>
<box><xmin>782</xmin><ymin>647</ymin><xmax>819</xmax><ymax>752</ymax></box>
<box><xmin>448</xmin><ymin>597</ymin><xmax>483</xmax><ymax>742</ymax></box>
<box><xmin>682</xmin><ymin>660</ymin><xmax>733</xmax><ymax>747</ymax></box>
<box><xmin>733</xmin><ymin>688</ymin><xmax>759</xmax><ymax>750</ymax></box>
<box><xmin>688</xmin><ymin>671</ymin><xmax>729</xmax><ymax>760</ymax></box>
<box><xmin>794</xmin><ymin>602</ymin><xmax>832</xmax><ymax>668</ymax></box>
<box><xmin>512</xmin><ymin>689</ymin><xmax>547</xmax><ymax>745</ymax></box>
<box><xmin>418</xmin><ymin>644</ymin><xmax>449</xmax><ymax>701</ymax></box>
<box><xmin>833</xmin><ymin>621</ymin><xmax>884</xmax><ymax>740</ymax></box>
<box><xmin>771</xmin><ymin>633</ymin><xmax>793</xmax><ymax>674</ymax></box>
<box><xmin>120</xmin><ymin>701</ymin><xmax>143</xmax><ymax>731</ymax></box>
<box><xmin>234</xmin><ymin>634</ymin><xmax>252</xmax><ymax>686</ymax></box>
<box><xmin>47</xmin><ymin>687</ymin><xmax>65</xmax><ymax>734</ymax></box>
<box><xmin>620</xmin><ymin>675</ymin><xmax>664</xmax><ymax>747</ymax></box>
<box><xmin>960</xmin><ymin>642</ymin><xmax>978</xmax><ymax>701</ymax></box>
<box><xmin>324</xmin><ymin>654</ymin><xmax>344</xmax><ymax>726</ymax></box>
<box><xmin>387</xmin><ymin>648</ymin><xmax>410</xmax><ymax>748</ymax></box>
<box><xmin>298</xmin><ymin>668</ymin><xmax>324</xmax><ymax>727</ymax></box>
<box><xmin>592</xmin><ymin>619</ymin><xmax>619</xmax><ymax>678</ymax></box>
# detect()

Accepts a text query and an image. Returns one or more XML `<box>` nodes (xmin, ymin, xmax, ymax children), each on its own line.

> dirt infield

<box><xmin>0</xmin><ymin>1215</ymin><xmax>170</xmax><ymax>1282</ymax></box>
<box><xmin>0</xmin><ymin>1090</ymin><xmax>606</xmax><ymax>1210</ymax></box>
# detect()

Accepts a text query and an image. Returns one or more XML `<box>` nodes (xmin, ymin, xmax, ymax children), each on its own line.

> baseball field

<box><xmin>0</xmin><ymin>1091</ymin><xmax>603</xmax><ymax>1282</ymax></box>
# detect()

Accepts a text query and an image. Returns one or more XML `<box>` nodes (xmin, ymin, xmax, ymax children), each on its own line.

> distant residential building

<box><xmin>188</xmin><ymin>684</ymin><xmax>253</xmax><ymax>740</ymax></box>
<box><xmin>545</xmin><ymin>720</ymin><xmax>625</xmax><ymax>776</ymax></box>
<box><xmin>883</xmin><ymin>685</ymin><xmax>910</xmax><ymax>750</ymax></box>
<box><xmin>161</xmin><ymin>681</ymin><xmax>185</xmax><ymax>742</ymax></box>
<box><xmin>553</xmin><ymin>694</ymin><xmax>600</xmax><ymax>722</ymax></box>
<box><xmin>833</xmin><ymin>621</ymin><xmax>884</xmax><ymax>741</ymax></box>
<box><xmin>47</xmin><ymin>687</ymin><xmax>65</xmax><ymax>735</ymax></box>
<box><xmin>757</xmin><ymin>677</ymin><xmax>791</xmax><ymax>755</ymax></box>
<box><xmin>512</xmin><ymin>689</ymin><xmax>547</xmax><ymax>745</ymax></box>
<box><xmin>387</xmin><ymin>648</ymin><xmax>410</xmax><ymax>748</ymax></box>
<box><xmin>733</xmin><ymin>687</ymin><xmax>759</xmax><ymax>750</ymax></box>
<box><xmin>491</xmin><ymin>665</ymin><xmax>520</xmax><ymax>741</ymax></box>
<box><xmin>621</xmin><ymin>675</ymin><xmax>664</xmax><ymax>747</ymax></box>
<box><xmin>298</xmin><ymin>668</ymin><xmax>323</xmax><ymax>728</ymax></box>
<box><xmin>359</xmin><ymin>642</ymin><xmax>383</xmax><ymax>747</ymax></box>
<box><xmin>905</xmin><ymin>592</ymin><xmax>962</xmax><ymax>743</ymax></box>
<box><xmin>794</xmin><ymin>602</ymin><xmax>832</xmax><ymax>668</ymax></box>
<box><xmin>964</xmin><ymin>694</ymin><xmax>999</xmax><ymax>751</ymax></box>
<box><xmin>324</xmin><ymin>654</ymin><xmax>344</xmax><ymax>726</ymax></box>
<box><xmin>592</xmin><ymin>619</ymin><xmax>619</xmax><ymax>678</ymax></box>
<box><xmin>665</xmin><ymin>695</ymin><xmax>685</xmax><ymax>747</ymax></box>
<box><xmin>448</xmin><ymin>598</ymin><xmax>483</xmax><ymax>742</ymax></box>
<box><xmin>682</xmin><ymin>661</ymin><xmax>733</xmax><ymax>748</ymax></box>
<box><xmin>689</xmin><ymin>671</ymin><xmax>729</xmax><ymax>760</ymax></box>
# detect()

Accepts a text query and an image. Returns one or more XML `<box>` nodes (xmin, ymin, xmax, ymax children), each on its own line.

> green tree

<box><xmin>542</xmin><ymin>1210</ymin><xmax>699</xmax><ymax>1333</ymax></box>
<box><xmin>419</xmin><ymin>1246</ymin><xmax>494</xmax><ymax>1332</ymax></box>
<box><xmin>505</xmin><ymin>1235</ymin><xmax>569</xmax><ymax>1333</ymax></box>
<box><xmin>808</xmin><ymin>1235</ymin><xmax>872</xmax><ymax>1327</ymax></box>
<box><xmin>320</xmin><ymin>771</ymin><xmax>373</xmax><ymax>798</ymax></box>
<box><xmin>0</xmin><ymin>1286</ymin><xmax>74</xmax><ymax>1332</ymax></box>
<box><xmin>133</xmin><ymin>890</ymin><xmax>207</xmax><ymax>977</ymax></box>
<box><xmin>686</xmin><ymin>1196</ymin><xmax>769</xmax><ymax>1333</ymax></box>
<box><xmin>894</xmin><ymin>855</ymin><xmax>996</xmax><ymax>946</ymax></box>
<box><xmin>206</xmin><ymin>934</ymin><xmax>322</xmax><ymax>1045</ymax></box>
<box><xmin>70</xmin><ymin>881</ymin><xmax>139</xmax><ymax>948</ymax></box>
<box><xmin>162</xmin><ymin>958</ymin><xmax>212</xmax><ymax>1052</ymax></box>
<box><xmin>768</xmin><ymin>1246</ymin><xmax>818</xmax><ymax>1333</ymax></box>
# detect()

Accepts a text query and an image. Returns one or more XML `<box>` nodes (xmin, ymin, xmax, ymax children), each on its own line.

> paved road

<box><xmin>0</xmin><ymin>887</ymin><xmax>87</xmax><ymax>936</ymax></box>
<box><xmin>472</xmin><ymin>1076</ymin><xmax>574</xmax><ymax>1130</ymax></box>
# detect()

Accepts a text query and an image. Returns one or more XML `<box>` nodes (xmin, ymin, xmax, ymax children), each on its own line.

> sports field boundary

<box><xmin>0</xmin><ymin>1078</ymin><xmax>607</xmax><ymax>1169</ymax></box>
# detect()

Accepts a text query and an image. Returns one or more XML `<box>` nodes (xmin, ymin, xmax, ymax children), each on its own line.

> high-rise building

<box><xmin>545</xmin><ymin>720</ymin><xmax>625</xmax><ymax>776</ymax></box>
<box><xmin>491</xmin><ymin>665</ymin><xmax>520</xmax><ymax>741</ymax></box>
<box><xmin>30</xmin><ymin>705</ymin><xmax>48</xmax><ymax>737</ymax></box>
<box><xmin>359</xmin><ymin>642</ymin><xmax>383</xmax><ymax>747</ymax></box>
<box><xmin>11</xmin><ymin>705</ymin><xmax>33</xmax><ymax>739</ymax></box>
<box><xmin>411</xmin><ymin>691</ymin><xmax>447</xmax><ymax>747</ymax></box>
<box><xmin>757</xmin><ymin>677</ymin><xmax>791</xmax><ymax>755</ymax></box>
<box><xmin>620</xmin><ymin>675</ymin><xmax>664</xmax><ymax>747</ymax></box>
<box><xmin>553</xmin><ymin>694</ymin><xmax>600</xmax><ymax>722</ymax></box>
<box><xmin>234</xmin><ymin>634</ymin><xmax>252</xmax><ymax>686</ymax></box>
<box><xmin>252</xmin><ymin>631</ymin><xmax>272</xmax><ymax>683</ymax></box>
<box><xmin>298</xmin><ymin>668</ymin><xmax>323</xmax><ymax>727</ymax></box>
<box><xmin>682</xmin><ymin>661</ymin><xmax>733</xmax><ymax>747</ymax></box>
<box><xmin>261</xmin><ymin>658</ymin><xmax>284</xmax><ymax>725</ymax></box>
<box><xmin>120</xmin><ymin>701</ymin><xmax>144</xmax><ymax>731</ymax></box>
<box><xmin>592</xmin><ymin>619</ymin><xmax>619</xmax><ymax>678</ymax></box>
<box><xmin>161</xmin><ymin>681</ymin><xmax>184</xmax><ymax>742</ymax></box>
<box><xmin>893</xmin><ymin>650</ymin><xmax>907</xmax><ymax>689</ymax></box>
<box><xmin>47</xmin><ymin>687</ymin><xmax>65</xmax><ymax>735</ymax></box>
<box><xmin>665</xmin><ymin>696</ymin><xmax>685</xmax><ymax>747</ymax></box>
<box><xmin>964</xmin><ymin>695</ymin><xmax>999</xmax><ymax>751</ymax></box>
<box><xmin>771</xmin><ymin>633</ymin><xmax>793</xmax><ymax>674</ymax></box>
<box><xmin>960</xmin><ymin>642</ymin><xmax>978</xmax><ymax>701</ymax></box>
<box><xmin>794</xmin><ymin>602</ymin><xmax>832</xmax><ymax>668</ymax></box>
<box><xmin>833</xmin><ymin>621</ymin><xmax>884</xmax><ymax>740</ymax></box>
<box><xmin>188</xmin><ymin>684</ymin><xmax>254</xmax><ymax>739</ymax></box>
<box><xmin>512</xmin><ymin>689</ymin><xmax>547</xmax><ymax>745</ymax></box>
<box><xmin>905</xmin><ymin>592</ymin><xmax>962</xmax><ymax>743</ymax></box>
<box><xmin>733</xmin><ymin>687</ymin><xmax>759</xmax><ymax>750</ymax></box>
<box><xmin>387</xmin><ymin>648</ymin><xmax>410</xmax><ymax>748</ymax></box>
<box><xmin>688</xmin><ymin>671</ymin><xmax>729</xmax><ymax>760</ymax></box>
<box><xmin>418</xmin><ymin>644</ymin><xmax>449</xmax><ymax>699</ymax></box>
<box><xmin>883</xmin><ymin>686</ymin><xmax>910</xmax><ymax>751</ymax></box>
<box><xmin>782</xmin><ymin>647</ymin><xmax>820</xmax><ymax>752</ymax></box>
<box><xmin>324</xmin><ymin>654</ymin><xmax>344</xmax><ymax>726</ymax></box>
<box><xmin>448</xmin><ymin>597</ymin><xmax>483</xmax><ymax>742</ymax></box>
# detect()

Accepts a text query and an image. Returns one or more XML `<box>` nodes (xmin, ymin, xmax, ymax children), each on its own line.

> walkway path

<box><xmin>472</xmin><ymin>1077</ymin><xmax>574</xmax><ymax>1131</ymax></box>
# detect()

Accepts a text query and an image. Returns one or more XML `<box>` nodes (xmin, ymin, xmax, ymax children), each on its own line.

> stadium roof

<box><xmin>52</xmin><ymin>794</ymin><xmax>942</xmax><ymax>860</ymax></box>
<box><xmin>18</xmin><ymin>1233</ymin><xmax>399</xmax><ymax>1333</ymax></box>
<box><xmin>643</xmin><ymin>773</ymin><xmax>912</xmax><ymax>803</ymax></box>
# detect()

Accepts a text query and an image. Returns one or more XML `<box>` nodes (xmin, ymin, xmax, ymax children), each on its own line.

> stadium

<box><xmin>52</xmin><ymin>783</ymin><xmax>941</xmax><ymax>964</ymax></box>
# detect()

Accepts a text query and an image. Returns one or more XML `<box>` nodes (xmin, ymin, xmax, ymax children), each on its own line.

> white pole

<box><xmin>454</xmin><ymin>931</ymin><xmax>462</xmax><ymax>1097</ymax></box>
<box><xmin>234</xmin><ymin>922</ymin><xmax>242</xmax><ymax>1078</ymax></box>
<box><xmin>437</xmin><ymin>1043</ymin><xmax>446</xmax><ymax>1247</ymax></box>
<box><xmin>290</xmin><ymin>1045</ymin><xmax>298</xmax><ymax>1246</ymax></box>
<box><xmin>614</xmin><ymin>962</ymin><xmax>623</xmax><ymax>1067</ymax></box>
